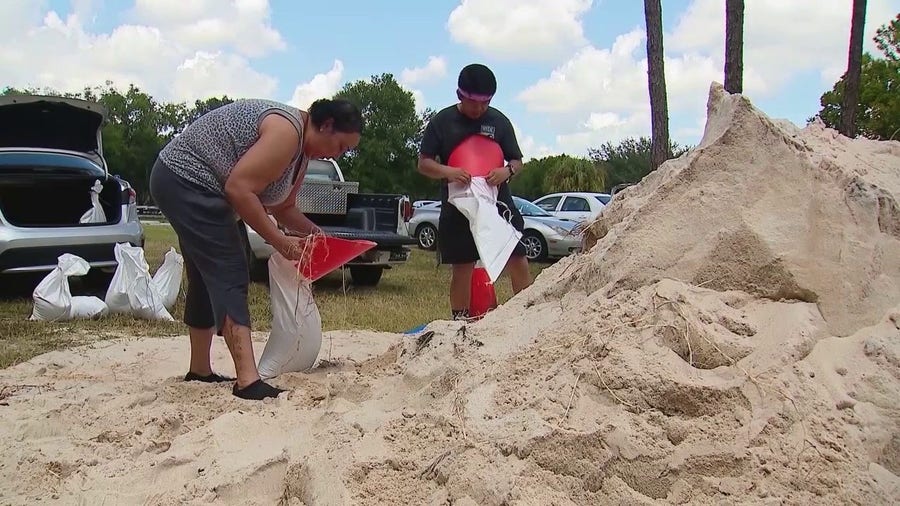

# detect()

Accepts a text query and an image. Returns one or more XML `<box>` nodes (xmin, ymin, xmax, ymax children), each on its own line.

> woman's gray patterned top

<box><xmin>159</xmin><ymin>99</ymin><xmax>305</xmax><ymax>207</ymax></box>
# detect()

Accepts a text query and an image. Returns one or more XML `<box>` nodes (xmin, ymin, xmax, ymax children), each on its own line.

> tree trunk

<box><xmin>840</xmin><ymin>0</ymin><xmax>868</xmax><ymax>137</ymax></box>
<box><xmin>644</xmin><ymin>0</ymin><xmax>670</xmax><ymax>171</ymax></box>
<box><xmin>724</xmin><ymin>0</ymin><xmax>745</xmax><ymax>94</ymax></box>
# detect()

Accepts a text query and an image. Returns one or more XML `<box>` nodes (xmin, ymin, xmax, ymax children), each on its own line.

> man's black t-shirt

<box><xmin>419</xmin><ymin>104</ymin><xmax>523</xmax><ymax>203</ymax></box>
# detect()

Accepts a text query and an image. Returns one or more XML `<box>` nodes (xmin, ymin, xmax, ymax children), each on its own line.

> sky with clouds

<box><xmin>2</xmin><ymin>0</ymin><xmax>898</xmax><ymax>160</ymax></box>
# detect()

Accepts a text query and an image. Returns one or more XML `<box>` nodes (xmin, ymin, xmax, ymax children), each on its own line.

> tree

<box><xmin>644</xmin><ymin>0</ymin><xmax>671</xmax><ymax>171</ymax></box>
<box><xmin>840</xmin><ymin>0</ymin><xmax>868</xmax><ymax>137</ymax></box>
<box><xmin>333</xmin><ymin>73</ymin><xmax>435</xmax><ymax>198</ymax></box>
<box><xmin>588</xmin><ymin>136</ymin><xmax>690</xmax><ymax>190</ymax></box>
<box><xmin>814</xmin><ymin>53</ymin><xmax>900</xmax><ymax>140</ymax></box>
<box><xmin>874</xmin><ymin>13</ymin><xmax>899</xmax><ymax>61</ymax></box>
<box><xmin>724</xmin><ymin>0</ymin><xmax>745</xmax><ymax>94</ymax></box>
<box><xmin>543</xmin><ymin>157</ymin><xmax>606</xmax><ymax>194</ymax></box>
<box><xmin>510</xmin><ymin>154</ymin><xmax>578</xmax><ymax>199</ymax></box>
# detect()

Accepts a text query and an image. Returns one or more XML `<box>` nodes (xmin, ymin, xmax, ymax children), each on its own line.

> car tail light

<box><xmin>124</xmin><ymin>187</ymin><xmax>136</xmax><ymax>205</ymax></box>
<box><xmin>401</xmin><ymin>200</ymin><xmax>413</xmax><ymax>222</ymax></box>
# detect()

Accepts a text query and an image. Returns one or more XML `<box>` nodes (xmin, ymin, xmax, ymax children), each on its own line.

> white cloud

<box><xmin>399</xmin><ymin>55</ymin><xmax>449</xmax><ymax>113</ymax></box>
<box><xmin>400</xmin><ymin>56</ymin><xmax>447</xmax><ymax>85</ymax></box>
<box><xmin>447</xmin><ymin>0</ymin><xmax>593</xmax><ymax>61</ymax></box>
<box><xmin>668</xmin><ymin>0</ymin><xmax>899</xmax><ymax>89</ymax></box>
<box><xmin>129</xmin><ymin>0</ymin><xmax>285</xmax><ymax>58</ymax></box>
<box><xmin>287</xmin><ymin>60</ymin><xmax>345</xmax><ymax>110</ymax></box>
<box><xmin>0</xmin><ymin>2</ymin><xmax>284</xmax><ymax>104</ymax></box>
<box><xmin>518</xmin><ymin>0</ymin><xmax>898</xmax><ymax>156</ymax></box>
<box><xmin>511</xmin><ymin>121</ymin><xmax>557</xmax><ymax>161</ymax></box>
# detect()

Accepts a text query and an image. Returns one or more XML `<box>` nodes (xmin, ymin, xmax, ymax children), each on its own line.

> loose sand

<box><xmin>1</xmin><ymin>83</ymin><xmax>899</xmax><ymax>505</ymax></box>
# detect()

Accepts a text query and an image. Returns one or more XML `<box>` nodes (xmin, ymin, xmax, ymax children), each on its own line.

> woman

<box><xmin>149</xmin><ymin>98</ymin><xmax>363</xmax><ymax>400</ymax></box>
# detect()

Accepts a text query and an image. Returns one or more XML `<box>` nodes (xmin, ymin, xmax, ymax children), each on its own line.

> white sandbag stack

<box><xmin>105</xmin><ymin>243</ymin><xmax>175</xmax><ymax>321</ymax></box>
<box><xmin>30</xmin><ymin>254</ymin><xmax>108</xmax><ymax>321</ymax></box>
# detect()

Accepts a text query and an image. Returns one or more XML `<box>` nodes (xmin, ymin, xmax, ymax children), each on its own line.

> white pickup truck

<box><xmin>239</xmin><ymin>158</ymin><xmax>416</xmax><ymax>287</ymax></box>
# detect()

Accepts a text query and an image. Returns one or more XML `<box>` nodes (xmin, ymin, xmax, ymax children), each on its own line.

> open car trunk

<box><xmin>0</xmin><ymin>94</ymin><xmax>107</xmax><ymax>168</ymax></box>
<box><xmin>0</xmin><ymin>173</ymin><xmax>123</xmax><ymax>227</ymax></box>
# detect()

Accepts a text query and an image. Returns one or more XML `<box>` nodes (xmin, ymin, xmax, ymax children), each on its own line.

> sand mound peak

<box><xmin>1</xmin><ymin>84</ymin><xmax>899</xmax><ymax>505</ymax></box>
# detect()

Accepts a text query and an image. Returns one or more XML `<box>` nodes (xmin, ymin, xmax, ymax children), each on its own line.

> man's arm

<box><xmin>417</xmin><ymin>114</ymin><xmax>471</xmax><ymax>184</ymax></box>
<box><xmin>486</xmin><ymin>115</ymin><xmax>526</xmax><ymax>186</ymax></box>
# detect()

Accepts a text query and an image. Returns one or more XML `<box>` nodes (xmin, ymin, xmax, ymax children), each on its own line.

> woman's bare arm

<box><xmin>224</xmin><ymin>114</ymin><xmax>300</xmax><ymax>250</ymax></box>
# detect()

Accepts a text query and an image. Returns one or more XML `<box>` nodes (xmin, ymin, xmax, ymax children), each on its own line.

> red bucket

<box><xmin>292</xmin><ymin>235</ymin><xmax>377</xmax><ymax>282</ymax></box>
<box><xmin>447</xmin><ymin>134</ymin><xmax>505</xmax><ymax>177</ymax></box>
<box><xmin>469</xmin><ymin>264</ymin><xmax>498</xmax><ymax>319</ymax></box>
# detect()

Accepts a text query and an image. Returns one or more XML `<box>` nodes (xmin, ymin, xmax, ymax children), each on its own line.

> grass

<box><xmin>0</xmin><ymin>223</ymin><xmax>550</xmax><ymax>368</ymax></box>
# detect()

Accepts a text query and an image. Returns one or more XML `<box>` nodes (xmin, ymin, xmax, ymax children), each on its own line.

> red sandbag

<box><xmin>447</xmin><ymin>134</ymin><xmax>505</xmax><ymax>177</ymax></box>
<box><xmin>293</xmin><ymin>235</ymin><xmax>377</xmax><ymax>282</ymax></box>
<box><xmin>469</xmin><ymin>264</ymin><xmax>498</xmax><ymax>319</ymax></box>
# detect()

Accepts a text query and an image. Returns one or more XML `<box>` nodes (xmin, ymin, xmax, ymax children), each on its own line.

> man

<box><xmin>417</xmin><ymin>63</ymin><xmax>532</xmax><ymax>320</ymax></box>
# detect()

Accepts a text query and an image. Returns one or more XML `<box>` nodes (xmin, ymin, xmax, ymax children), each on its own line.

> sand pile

<box><xmin>1</xmin><ymin>82</ymin><xmax>899</xmax><ymax>505</ymax></box>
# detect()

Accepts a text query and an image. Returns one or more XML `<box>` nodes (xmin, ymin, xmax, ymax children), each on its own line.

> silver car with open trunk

<box><xmin>0</xmin><ymin>95</ymin><xmax>143</xmax><ymax>281</ymax></box>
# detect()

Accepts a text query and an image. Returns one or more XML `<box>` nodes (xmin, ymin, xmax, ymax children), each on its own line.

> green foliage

<box><xmin>812</xmin><ymin>16</ymin><xmax>900</xmax><ymax>141</ymax></box>
<box><xmin>333</xmin><ymin>74</ymin><xmax>438</xmax><ymax>199</ymax></box>
<box><xmin>543</xmin><ymin>157</ymin><xmax>606</xmax><ymax>194</ymax></box>
<box><xmin>510</xmin><ymin>154</ymin><xmax>573</xmax><ymax>199</ymax></box>
<box><xmin>874</xmin><ymin>13</ymin><xmax>899</xmax><ymax>61</ymax></box>
<box><xmin>588</xmin><ymin>137</ymin><xmax>689</xmax><ymax>190</ymax></box>
<box><xmin>1</xmin><ymin>82</ymin><xmax>234</xmax><ymax>202</ymax></box>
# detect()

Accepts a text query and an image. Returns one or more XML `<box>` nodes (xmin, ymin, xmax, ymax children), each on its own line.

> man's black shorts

<box><xmin>437</xmin><ymin>197</ymin><xmax>527</xmax><ymax>265</ymax></box>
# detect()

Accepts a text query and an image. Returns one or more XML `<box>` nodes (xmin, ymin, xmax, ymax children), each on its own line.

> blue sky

<box><xmin>4</xmin><ymin>0</ymin><xmax>899</xmax><ymax>158</ymax></box>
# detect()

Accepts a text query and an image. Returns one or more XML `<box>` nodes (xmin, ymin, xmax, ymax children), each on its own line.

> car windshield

<box><xmin>514</xmin><ymin>197</ymin><xmax>552</xmax><ymax>216</ymax></box>
<box><xmin>305</xmin><ymin>159</ymin><xmax>340</xmax><ymax>181</ymax></box>
<box><xmin>593</xmin><ymin>194</ymin><xmax>611</xmax><ymax>204</ymax></box>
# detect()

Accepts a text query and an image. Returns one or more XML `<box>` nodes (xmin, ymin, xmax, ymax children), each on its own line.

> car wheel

<box><xmin>416</xmin><ymin>223</ymin><xmax>437</xmax><ymax>250</ymax></box>
<box><xmin>349</xmin><ymin>266</ymin><xmax>384</xmax><ymax>286</ymax></box>
<box><xmin>521</xmin><ymin>230</ymin><xmax>548</xmax><ymax>262</ymax></box>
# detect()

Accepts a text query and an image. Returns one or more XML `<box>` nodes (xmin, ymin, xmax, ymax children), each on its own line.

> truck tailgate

<box><xmin>322</xmin><ymin>226</ymin><xmax>417</xmax><ymax>247</ymax></box>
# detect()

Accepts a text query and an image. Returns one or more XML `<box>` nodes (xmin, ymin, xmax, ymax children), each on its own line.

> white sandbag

<box><xmin>257</xmin><ymin>252</ymin><xmax>323</xmax><ymax>379</ymax></box>
<box><xmin>150</xmin><ymin>247</ymin><xmax>183</xmax><ymax>310</ymax></box>
<box><xmin>30</xmin><ymin>254</ymin><xmax>108</xmax><ymax>321</ymax></box>
<box><xmin>78</xmin><ymin>179</ymin><xmax>107</xmax><ymax>224</ymax></box>
<box><xmin>447</xmin><ymin>178</ymin><xmax>522</xmax><ymax>283</ymax></box>
<box><xmin>105</xmin><ymin>243</ymin><xmax>173</xmax><ymax>321</ymax></box>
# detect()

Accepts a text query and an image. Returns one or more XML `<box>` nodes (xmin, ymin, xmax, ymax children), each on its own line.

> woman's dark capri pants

<box><xmin>149</xmin><ymin>158</ymin><xmax>252</xmax><ymax>335</ymax></box>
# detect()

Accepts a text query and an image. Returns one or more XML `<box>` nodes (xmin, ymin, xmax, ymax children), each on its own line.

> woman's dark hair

<box><xmin>458</xmin><ymin>63</ymin><xmax>497</xmax><ymax>96</ymax></box>
<box><xmin>308</xmin><ymin>98</ymin><xmax>364</xmax><ymax>133</ymax></box>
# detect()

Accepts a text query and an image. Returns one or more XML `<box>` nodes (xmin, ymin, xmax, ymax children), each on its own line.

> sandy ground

<box><xmin>1</xmin><ymin>82</ymin><xmax>899</xmax><ymax>505</ymax></box>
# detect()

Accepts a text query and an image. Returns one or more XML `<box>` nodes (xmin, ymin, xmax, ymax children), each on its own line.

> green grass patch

<box><xmin>0</xmin><ymin>224</ymin><xmax>549</xmax><ymax>368</ymax></box>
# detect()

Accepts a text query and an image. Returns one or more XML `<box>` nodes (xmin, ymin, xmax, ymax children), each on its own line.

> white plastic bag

<box><xmin>30</xmin><ymin>254</ymin><xmax>108</xmax><ymax>321</ymax></box>
<box><xmin>105</xmin><ymin>243</ymin><xmax>174</xmax><ymax>321</ymax></box>
<box><xmin>257</xmin><ymin>252</ymin><xmax>323</xmax><ymax>379</ymax></box>
<box><xmin>79</xmin><ymin>179</ymin><xmax>107</xmax><ymax>224</ymax></box>
<box><xmin>150</xmin><ymin>247</ymin><xmax>183</xmax><ymax>310</ymax></box>
<box><xmin>448</xmin><ymin>178</ymin><xmax>522</xmax><ymax>283</ymax></box>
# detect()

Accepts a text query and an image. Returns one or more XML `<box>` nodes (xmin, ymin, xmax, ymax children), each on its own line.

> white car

<box><xmin>532</xmin><ymin>192</ymin><xmax>611</xmax><ymax>223</ymax></box>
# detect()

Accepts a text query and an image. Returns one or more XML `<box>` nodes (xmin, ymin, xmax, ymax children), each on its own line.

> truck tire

<box><xmin>350</xmin><ymin>266</ymin><xmax>383</xmax><ymax>286</ymax></box>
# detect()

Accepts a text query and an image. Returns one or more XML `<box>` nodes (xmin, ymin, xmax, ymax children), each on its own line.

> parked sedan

<box><xmin>532</xmin><ymin>191</ymin><xmax>611</xmax><ymax>222</ymax></box>
<box><xmin>0</xmin><ymin>95</ymin><xmax>144</xmax><ymax>282</ymax></box>
<box><xmin>406</xmin><ymin>197</ymin><xmax>581</xmax><ymax>262</ymax></box>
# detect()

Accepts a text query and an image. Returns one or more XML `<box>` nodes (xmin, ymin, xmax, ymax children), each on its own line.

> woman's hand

<box><xmin>273</xmin><ymin>232</ymin><xmax>316</xmax><ymax>261</ymax></box>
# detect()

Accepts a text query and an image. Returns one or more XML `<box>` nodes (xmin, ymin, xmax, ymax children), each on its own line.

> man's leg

<box><xmin>450</xmin><ymin>262</ymin><xmax>476</xmax><ymax>319</ymax></box>
<box><xmin>505</xmin><ymin>254</ymin><xmax>532</xmax><ymax>294</ymax></box>
<box><xmin>438</xmin><ymin>204</ymin><xmax>479</xmax><ymax>320</ymax></box>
